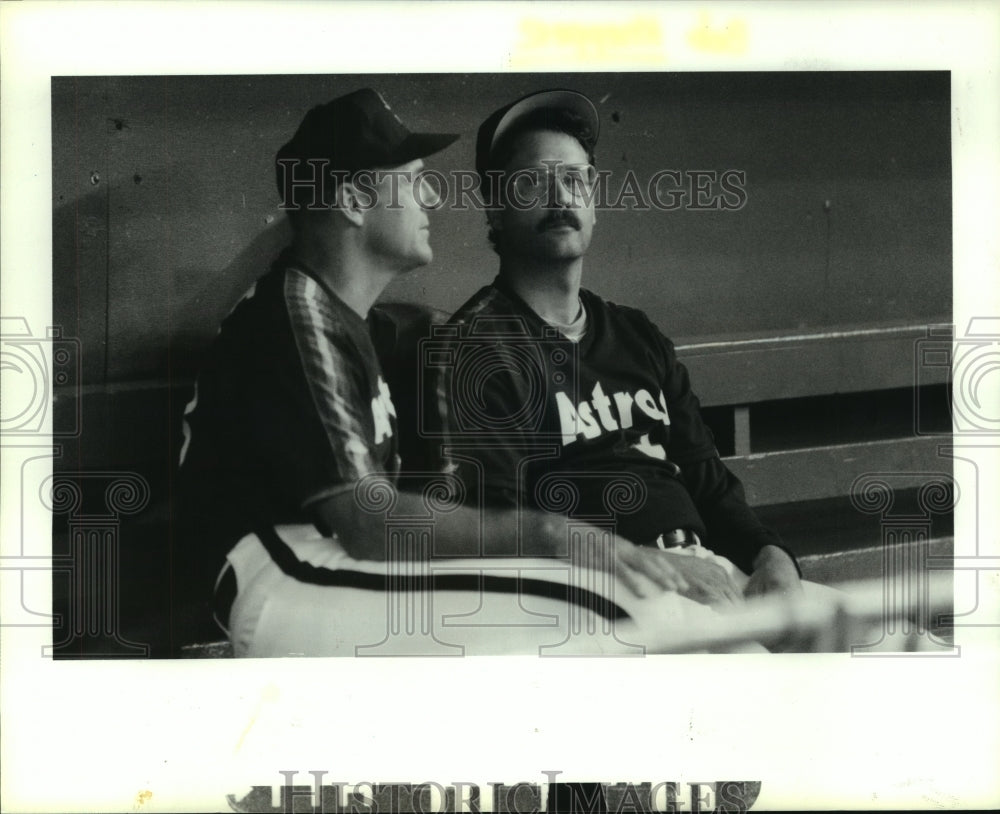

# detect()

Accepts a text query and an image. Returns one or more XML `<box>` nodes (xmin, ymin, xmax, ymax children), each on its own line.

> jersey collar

<box><xmin>491</xmin><ymin>274</ymin><xmax>597</xmax><ymax>351</ymax></box>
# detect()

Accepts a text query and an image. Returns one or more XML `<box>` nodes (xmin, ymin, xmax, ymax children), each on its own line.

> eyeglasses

<box><xmin>507</xmin><ymin>163</ymin><xmax>598</xmax><ymax>201</ymax></box>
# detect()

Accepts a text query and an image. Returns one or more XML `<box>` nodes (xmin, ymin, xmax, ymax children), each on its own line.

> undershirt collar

<box><xmin>544</xmin><ymin>298</ymin><xmax>588</xmax><ymax>343</ymax></box>
<box><xmin>491</xmin><ymin>275</ymin><xmax>589</xmax><ymax>343</ymax></box>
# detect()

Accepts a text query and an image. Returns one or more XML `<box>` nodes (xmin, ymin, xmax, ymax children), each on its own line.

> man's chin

<box><xmin>400</xmin><ymin>249</ymin><xmax>433</xmax><ymax>272</ymax></box>
<box><xmin>496</xmin><ymin>231</ymin><xmax>589</xmax><ymax>262</ymax></box>
<box><xmin>537</xmin><ymin>235</ymin><xmax>588</xmax><ymax>260</ymax></box>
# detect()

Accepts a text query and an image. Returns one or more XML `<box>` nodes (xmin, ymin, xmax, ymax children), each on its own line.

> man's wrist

<box><xmin>753</xmin><ymin>543</ymin><xmax>802</xmax><ymax>577</ymax></box>
<box><xmin>519</xmin><ymin>511</ymin><xmax>568</xmax><ymax>557</ymax></box>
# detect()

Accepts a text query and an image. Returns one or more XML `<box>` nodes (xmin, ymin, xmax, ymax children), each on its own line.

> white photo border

<box><xmin>2</xmin><ymin>2</ymin><xmax>998</xmax><ymax>812</ymax></box>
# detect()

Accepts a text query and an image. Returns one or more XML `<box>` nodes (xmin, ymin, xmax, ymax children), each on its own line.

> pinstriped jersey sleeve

<box><xmin>251</xmin><ymin>270</ymin><xmax>389</xmax><ymax>511</ymax></box>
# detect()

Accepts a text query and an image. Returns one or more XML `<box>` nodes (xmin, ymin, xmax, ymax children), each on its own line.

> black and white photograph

<box><xmin>2</xmin><ymin>2</ymin><xmax>999</xmax><ymax>812</ymax></box>
<box><xmin>47</xmin><ymin>70</ymin><xmax>956</xmax><ymax>661</ymax></box>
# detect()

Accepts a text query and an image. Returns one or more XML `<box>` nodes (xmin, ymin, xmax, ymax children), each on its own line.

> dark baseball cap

<box><xmin>276</xmin><ymin>88</ymin><xmax>459</xmax><ymax>205</ymax></box>
<box><xmin>475</xmin><ymin>89</ymin><xmax>600</xmax><ymax>182</ymax></box>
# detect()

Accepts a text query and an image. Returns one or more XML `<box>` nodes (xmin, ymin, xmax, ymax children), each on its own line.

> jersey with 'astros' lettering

<box><xmin>439</xmin><ymin>275</ymin><xmax>783</xmax><ymax>574</ymax></box>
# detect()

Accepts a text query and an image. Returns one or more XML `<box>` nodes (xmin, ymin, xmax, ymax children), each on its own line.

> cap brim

<box><xmin>388</xmin><ymin>132</ymin><xmax>460</xmax><ymax>166</ymax></box>
<box><xmin>490</xmin><ymin>90</ymin><xmax>600</xmax><ymax>154</ymax></box>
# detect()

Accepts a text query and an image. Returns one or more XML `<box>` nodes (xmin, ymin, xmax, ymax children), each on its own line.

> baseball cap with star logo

<box><xmin>276</xmin><ymin>88</ymin><xmax>459</xmax><ymax>207</ymax></box>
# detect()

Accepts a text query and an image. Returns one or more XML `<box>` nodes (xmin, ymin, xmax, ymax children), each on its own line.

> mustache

<box><xmin>537</xmin><ymin>210</ymin><xmax>581</xmax><ymax>232</ymax></box>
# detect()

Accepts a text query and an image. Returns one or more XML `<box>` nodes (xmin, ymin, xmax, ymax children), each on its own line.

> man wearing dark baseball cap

<box><xmin>275</xmin><ymin>87</ymin><xmax>459</xmax><ymax>219</ymax></box>
<box><xmin>177</xmin><ymin>89</ymin><xmax>683</xmax><ymax>656</ymax></box>
<box><xmin>443</xmin><ymin>89</ymin><xmax>808</xmax><ymax>639</ymax></box>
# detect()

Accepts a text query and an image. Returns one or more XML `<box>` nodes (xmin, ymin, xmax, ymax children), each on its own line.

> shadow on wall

<box><xmin>164</xmin><ymin>217</ymin><xmax>292</xmax><ymax>382</ymax></box>
<box><xmin>53</xmin><ymin>187</ymin><xmax>111</xmax><ymax>386</ymax></box>
<box><xmin>54</xmin><ymin>189</ymin><xmax>293</xmax><ymax>385</ymax></box>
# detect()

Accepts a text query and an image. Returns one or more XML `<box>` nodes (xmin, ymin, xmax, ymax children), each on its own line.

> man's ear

<box><xmin>333</xmin><ymin>181</ymin><xmax>366</xmax><ymax>227</ymax></box>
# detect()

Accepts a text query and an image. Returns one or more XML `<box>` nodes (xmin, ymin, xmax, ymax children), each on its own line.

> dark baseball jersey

<box><xmin>178</xmin><ymin>249</ymin><xmax>400</xmax><ymax>593</ymax></box>
<box><xmin>439</xmin><ymin>275</ymin><xmax>786</xmax><ymax>574</ymax></box>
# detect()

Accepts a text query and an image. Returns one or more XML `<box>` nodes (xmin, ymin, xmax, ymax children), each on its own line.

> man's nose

<box><xmin>419</xmin><ymin>176</ymin><xmax>441</xmax><ymax>208</ymax></box>
<box><xmin>547</xmin><ymin>172</ymin><xmax>574</xmax><ymax>207</ymax></box>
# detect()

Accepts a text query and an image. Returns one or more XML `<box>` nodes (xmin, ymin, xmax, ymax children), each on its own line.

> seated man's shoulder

<box><xmin>583</xmin><ymin>288</ymin><xmax>676</xmax><ymax>347</ymax></box>
<box><xmin>239</xmin><ymin>261</ymin><xmax>370</xmax><ymax>351</ymax></box>
<box><xmin>213</xmin><ymin>261</ymin><xmax>302</xmax><ymax>338</ymax></box>
<box><xmin>448</xmin><ymin>282</ymin><xmax>514</xmax><ymax>325</ymax></box>
<box><xmin>586</xmin><ymin>287</ymin><xmax>646</xmax><ymax>321</ymax></box>
<box><xmin>446</xmin><ymin>283</ymin><xmax>550</xmax><ymax>343</ymax></box>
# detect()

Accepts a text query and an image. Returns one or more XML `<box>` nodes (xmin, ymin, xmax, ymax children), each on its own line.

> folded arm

<box><xmin>312</xmin><ymin>488</ymin><xmax>687</xmax><ymax>598</ymax></box>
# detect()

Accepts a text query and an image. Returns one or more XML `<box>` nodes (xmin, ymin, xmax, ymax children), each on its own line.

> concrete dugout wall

<box><xmin>53</xmin><ymin>72</ymin><xmax>951</xmax><ymax>387</ymax></box>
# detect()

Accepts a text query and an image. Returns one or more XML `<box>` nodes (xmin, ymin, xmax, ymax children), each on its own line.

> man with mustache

<box><xmin>440</xmin><ymin>89</ymin><xmax>803</xmax><ymax>613</ymax></box>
